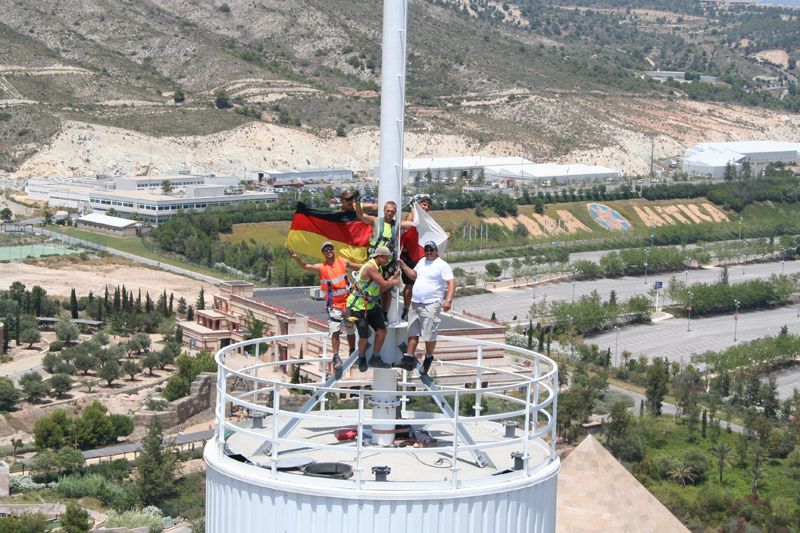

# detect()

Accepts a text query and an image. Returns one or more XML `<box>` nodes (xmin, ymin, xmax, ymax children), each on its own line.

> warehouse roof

<box><xmin>77</xmin><ymin>212</ymin><xmax>140</xmax><ymax>228</ymax></box>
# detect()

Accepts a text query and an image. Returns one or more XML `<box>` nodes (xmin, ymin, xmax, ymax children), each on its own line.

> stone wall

<box><xmin>134</xmin><ymin>372</ymin><xmax>216</xmax><ymax>430</ymax></box>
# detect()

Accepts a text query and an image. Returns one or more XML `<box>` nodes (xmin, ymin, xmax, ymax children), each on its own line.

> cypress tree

<box><xmin>136</xmin><ymin>289</ymin><xmax>142</xmax><ymax>313</ymax></box>
<box><xmin>113</xmin><ymin>287</ymin><xmax>121</xmax><ymax>312</ymax></box>
<box><xmin>136</xmin><ymin>418</ymin><xmax>179</xmax><ymax>506</ymax></box>
<box><xmin>169</xmin><ymin>293</ymin><xmax>174</xmax><ymax>315</ymax></box>
<box><xmin>187</xmin><ymin>305</ymin><xmax>194</xmax><ymax>321</ymax></box>
<box><xmin>145</xmin><ymin>292</ymin><xmax>153</xmax><ymax>314</ymax></box>
<box><xmin>70</xmin><ymin>288</ymin><xmax>79</xmax><ymax>319</ymax></box>
<box><xmin>196</xmin><ymin>288</ymin><xmax>205</xmax><ymax>311</ymax></box>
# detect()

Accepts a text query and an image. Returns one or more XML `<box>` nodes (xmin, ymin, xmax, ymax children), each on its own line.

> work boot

<box><xmin>368</xmin><ymin>355</ymin><xmax>389</xmax><ymax>368</ymax></box>
<box><xmin>332</xmin><ymin>354</ymin><xmax>343</xmax><ymax>371</ymax></box>
<box><xmin>394</xmin><ymin>355</ymin><xmax>416</xmax><ymax>372</ymax></box>
<box><xmin>358</xmin><ymin>356</ymin><xmax>368</xmax><ymax>373</ymax></box>
<box><xmin>420</xmin><ymin>355</ymin><xmax>434</xmax><ymax>376</ymax></box>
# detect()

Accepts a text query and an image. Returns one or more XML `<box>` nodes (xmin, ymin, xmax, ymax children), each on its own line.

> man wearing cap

<box><xmin>346</xmin><ymin>245</ymin><xmax>402</xmax><ymax>372</ymax></box>
<box><xmin>396</xmin><ymin>240</ymin><xmax>455</xmax><ymax>376</ymax></box>
<box><xmin>338</xmin><ymin>189</ymin><xmax>359</xmax><ymax>212</ymax></box>
<box><xmin>400</xmin><ymin>194</ymin><xmax>433</xmax><ymax>320</ymax></box>
<box><xmin>288</xmin><ymin>242</ymin><xmax>361</xmax><ymax>370</ymax></box>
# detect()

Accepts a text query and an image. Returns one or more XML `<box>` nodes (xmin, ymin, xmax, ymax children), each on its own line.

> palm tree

<box><xmin>668</xmin><ymin>463</ymin><xmax>696</xmax><ymax>487</ymax></box>
<box><xmin>711</xmin><ymin>442</ymin><xmax>732</xmax><ymax>484</ymax></box>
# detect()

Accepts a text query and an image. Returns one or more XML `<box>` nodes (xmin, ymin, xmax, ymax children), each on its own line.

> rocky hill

<box><xmin>0</xmin><ymin>0</ymin><xmax>799</xmax><ymax>180</ymax></box>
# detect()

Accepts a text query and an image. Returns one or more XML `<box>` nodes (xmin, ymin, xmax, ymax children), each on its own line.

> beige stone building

<box><xmin>178</xmin><ymin>281</ymin><xmax>529</xmax><ymax>389</ymax></box>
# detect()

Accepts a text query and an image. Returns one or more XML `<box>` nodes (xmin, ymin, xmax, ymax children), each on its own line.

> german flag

<box><xmin>286</xmin><ymin>202</ymin><xmax>372</xmax><ymax>262</ymax></box>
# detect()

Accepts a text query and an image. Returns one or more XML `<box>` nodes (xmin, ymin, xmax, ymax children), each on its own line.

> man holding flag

<box><xmin>288</xmin><ymin>243</ymin><xmax>362</xmax><ymax>370</ymax></box>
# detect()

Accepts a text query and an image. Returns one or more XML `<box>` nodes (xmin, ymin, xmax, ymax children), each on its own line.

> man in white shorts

<box><xmin>396</xmin><ymin>240</ymin><xmax>455</xmax><ymax>376</ymax></box>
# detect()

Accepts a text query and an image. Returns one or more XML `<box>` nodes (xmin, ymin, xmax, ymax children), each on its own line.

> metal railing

<box><xmin>213</xmin><ymin>332</ymin><xmax>559</xmax><ymax>490</ymax></box>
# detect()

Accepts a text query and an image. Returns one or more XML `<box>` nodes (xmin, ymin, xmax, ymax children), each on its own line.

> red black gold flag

<box><xmin>286</xmin><ymin>202</ymin><xmax>372</xmax><ymax>262</ymax></box>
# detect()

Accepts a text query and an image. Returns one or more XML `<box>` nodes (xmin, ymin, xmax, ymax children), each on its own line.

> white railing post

<box><xmin>550</xmin><ymin>370</ymin><xmax>558</xmax><ymax>460</ymax></box>
<box><xmin>451</xmin><ymin>392</ymin><xmax>460</xmax><ymax>489</ymax></box>
<box><xmin>216</xmin><ymin>363</ymin><xmax>227</xmax><ymax>449</ymax></box>
<box><xmin>533</xmin><ymin>357</ymin><xmax>540</xmax><ymax>432</ymax></box>
<box><xmin>356</xmin><ymin>392</ymin><xmax>365</xmax><ymax>488</ymax></box>
<box><xmin>523</xmin><ymin>383</ymin><xmax>531</xmax><ymax>471</ymax></box>
<box><xmin>271</xmin><ymin>383</ymin><xmax>280</xmax><ymax>478</ymax></box>
<box><xmin>474</xmin><ymin>345</ymin><xmax>484</xmax><ymax>417</ymax></box>
<box><xmin>320</xmin><ymin>337</ymin><xmax>328</xmax><ymax>412</ymax></box>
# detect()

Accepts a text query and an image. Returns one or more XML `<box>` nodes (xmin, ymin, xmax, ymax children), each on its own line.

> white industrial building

<box><xmin>401</xmin><ymin>156</ymin><xmax>620</xmax><ymax>186</ymax></box>
<box><xmin>25</xmin><ymin>176</ymin><xmax>277</xmax><ymax>226</ymax></box>
<box><xmin>250</xmin><ymin>167</ymin><xmax>354</xmax><ymax>185</ymax></box>
<box><xmin>683</xmin><ymin>140</ymin><xmax>800</xmax><ymax>178</ymax></box>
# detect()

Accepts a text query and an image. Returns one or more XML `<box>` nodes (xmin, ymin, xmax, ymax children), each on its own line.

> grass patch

<box><xmin>47</xmin><ymin>226</ymin><xmax>232</xmax><ymax>280</ymax></box>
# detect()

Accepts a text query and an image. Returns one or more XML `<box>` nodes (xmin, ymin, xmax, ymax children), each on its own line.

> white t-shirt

<box><xmin>412</xmin><ymin>257</ymin><xmax>454</xmax><ymax>304</ymax></box>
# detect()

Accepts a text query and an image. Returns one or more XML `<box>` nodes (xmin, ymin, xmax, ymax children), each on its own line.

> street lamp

<box><xmin>614</xmin><ymin>326</ymin><xmax>620</xmax><ymax>367</ymax></box>
<box><xmin>649</xmin><ymin>233</ymin><xmax>655</xmax><ymax>249</ymax></box>
<box><xmin>742</xmin><ymin>242</ymin><xmax>748</xmax><ymax>275</ymax></box>
<box><xmin>571</xmin><ymin>271</ymin><xmax>576</xmax><ymax>303</ymax></box>
<box><xmin>733</xmin><ymin>299</ymin><xmax>740</xmax><ymax>342</ymax></box>
<box><xmin>686</xmin><ymin>290</ymin><xmax>693</xmax><ymax>332</ymax></box>
<box><xmin>568</xmin><ymin>315</ymin><xmax>574</xmax><ymax>357</ymax></box>
<box><xmin>738</xmin><ymin>217</ymin><xmax>743</xmax><ymax>242</ymax></box>
<box><xmin>644</xmin><ymin>248</ymin><xmax>650</xmax><ymax>285</ymax></box>
<box><xmin>781</xmin><ymin>248</ymin><xmax>786</xmax><ymax>275</ymax></box>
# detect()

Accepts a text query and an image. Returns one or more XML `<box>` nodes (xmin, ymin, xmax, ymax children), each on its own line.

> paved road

<box><xmin>588</xmin><ymin>306</ymin><xmax>800</xmax><ymax>369</ymax></box>
<box><xmin>455</xmin><ymin>259</ymin><xmax>800</xmax><ymax>323</ymax></box>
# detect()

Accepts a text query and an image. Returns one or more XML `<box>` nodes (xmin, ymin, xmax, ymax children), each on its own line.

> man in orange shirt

<box><xmin>289</xmin><ymin>242</ymin><xmax>361</xmax><ymax>370</ymax></box>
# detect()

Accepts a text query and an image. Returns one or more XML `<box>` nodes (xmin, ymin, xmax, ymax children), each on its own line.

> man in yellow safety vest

<box><xmin>346</xmin><ymin>245</ymin><xmax>401</xmax><ymax>372</ymax></box>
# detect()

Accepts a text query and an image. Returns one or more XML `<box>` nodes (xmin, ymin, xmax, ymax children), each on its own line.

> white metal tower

<box><xmin>204</xmin><ymin>2</ymin><xmax>560</xmax><ymax>531</ymax></box>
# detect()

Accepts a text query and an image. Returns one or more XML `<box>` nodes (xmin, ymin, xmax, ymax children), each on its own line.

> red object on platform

<box><xmin>335</xmin><ymin>429</ymin><xmax>358</xmax><ymax>441</ymax></box>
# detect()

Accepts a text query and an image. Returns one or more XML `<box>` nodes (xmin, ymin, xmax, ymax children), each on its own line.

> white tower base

<box><xmin>205</xmin><ymin>442</ymin><xmax>559</xmax><ymax>533</ymax></box>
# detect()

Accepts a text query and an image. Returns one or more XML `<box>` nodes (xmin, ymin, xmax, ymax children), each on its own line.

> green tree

<box><xmin>605</xmin><ymin>401</ymin><xmax>631</xmax><ymax>453</ymax></box>
<box><xmin>20</xmin><ymin>327</ymin><xmax>41</xmax><ymax>348</ymax></box>
<box><xmin>0</xmin><ymin>377</ymin><xmax>20</xmax><ymax>411</ymax></box>
<box><xmin>57</xmin><ymin>446</ymin><xmax>85</xmax><ymax>474</ymax></box>
<box><xmin>173</xmin><ymin>88</ymin><xmax>185</xmax><ymax>103</ymax></box>
<box><xmin>485</xmin><ymin>262</ymin><xmax>502</xmax><ymax>279</ymax></box>
<box><xmin>0</xmin><ymin>207</ymin><xmax>12</xmax><ymax>221</ymax></box>
<box><xmin>70</xmin><ymin>288</ymin><xmax>79</xmax><ymax>319</ymax></box>
<box><xmin>122</xmin><ymin>360</ymin><xmax>140</xmax><ymax>381</ymax></box>
<box><xmin>33</xmin><ymin>410</ymin><xmax>70</xmax><ymax>449</ymax></box>
<box><xmin>97</xmin><ymin>359</ymin><xmax>120</xmax><ymax>386</ymax></box>
<box><xmin>73</xmin><ymin>401</ymin><xmax>114</xmax><ymax>449</ymax></box>
<box><xmin>110</xmin><ymin>414</ymin><xmax>134</xmax><ymax>439</ymax></box>
<box><xmin>142</xmin><ymin>351</ymin><xmax>160</xmax><ymax>375</ymax></box>
<box><xmin>73</xmin><ymin>351</ymin><xmax>96</xmax><ymax>375</ymax></box>
<box><xmin>55</xmin><ymin>317</ymin><xmax>80</xmax><ymax>345</ymax></box>
<box><xmin>49</xmin><ymin>373</ymin><xmax>72</xmax><ymax>398</ymax></box>
<box><xmin>711</xmin><ymin>441</ymin><xmax>732</xmax><ymax>484</ymax></box>
<box><xmin>136</xmin><ymin>418</ymin><xmax>180</xmax><ymax>506</ymax></box>
<box><xmin>43</xmin><ymin>208</ymin><xmax>53</xmax><ymax>225</ymax></box>
<box><xmin>61</xmin><ymin>502</ymin><xmax>91</xmax><ymax>533</ymax></box>
<box><xmin>19</xmin><ymin>372</ymin><xmax>50</xmax><ymax>402</ymax></box>
<box><xmin>196</xmin><ymin>288</ymin><xmax>205</xmax><ymax>311</ymax></box>
<box><xmin>645</xmin><ymin>358</ymin><xmax>668</xmax><ymax>416</ymax></box>
<box><xmin>214</xmin><ymin>91</ymin><xmax>231</xmax><ymax>109</ymax></box>
<box><xmin>667</xmin><ymin>462</ymin><xmax>696</xmax><ymax>486</ymax></box>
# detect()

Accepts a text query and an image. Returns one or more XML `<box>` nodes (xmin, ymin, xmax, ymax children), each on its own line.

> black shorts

<box><xmin>348</xmin><ymin>306</ymin><xmax>386</xmax><ymax>338</ymax></box>
<box><xmin>401</xmin><ymin>255</ymin><xmax>417</xmax><ymax>285</ymax></box>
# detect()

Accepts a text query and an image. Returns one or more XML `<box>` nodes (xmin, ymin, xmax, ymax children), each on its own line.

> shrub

<box><xmin>10</xmin><ymin>475</ymin><xmax>51</xmax><ymax>493</ymax></box>
<box><xmin>682</xmin><ymin>449</ymin><xmax>710</xmax><ymax>484</ymax></box>
<box><xmin>766</xmin><ymin>429</ymin><xmax>794</xmax><ymax>458</ymax></box>
<box><xmin>105</xmin><ymin>510</ymin><xmax>163</xmax><ymax>531</ymax></box>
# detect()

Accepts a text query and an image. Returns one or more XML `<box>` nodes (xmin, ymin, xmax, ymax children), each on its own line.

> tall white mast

<box><xmin>371</xmin><ymin>0</ymin><xmax>409</xmax><ymax>445</ymax></box>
